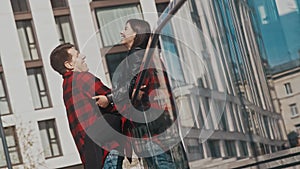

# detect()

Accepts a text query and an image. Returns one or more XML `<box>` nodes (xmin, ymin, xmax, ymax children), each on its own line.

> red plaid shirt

<box><xmin>62</xmin><ymin>71</ymin><xmax>118</xmax><ymax>166</ymax></box>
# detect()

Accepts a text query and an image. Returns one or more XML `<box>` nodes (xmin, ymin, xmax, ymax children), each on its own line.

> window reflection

<box><xmin>38</xmin><ymin>119</ymin><xmax>62</xmax><ymax>159</ymax></box>
<box><xmin>50</xmin><ymin>0</ymin><xmax>68</xmax><ymax>9</ymax></box>
<box><xmin>55</xmin><ymin>16</ymin><xmax>76</xmax><ymax>45</ymax></box>
<box><xmin>16</xmin><ymin>20</ymin><xmax>39</xmax><ymax>61</ymax></box>
<box><xmin>10</xmin><ymin>0</ymin><xmax>29</xmax><ymax>13</ymax></box>
<box><xmin>27</xmin><ymin>68</ymin><xmax>51</xmax><ymax>110</ymax></box>
<box><xmin>95</xmin><ymin>4</ymin><xmax>143</xmax><ymax>47</ymax></box>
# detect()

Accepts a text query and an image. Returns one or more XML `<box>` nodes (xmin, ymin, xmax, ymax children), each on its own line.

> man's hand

<box><xmin>92</xmin><ymin>95</ymin><xmax>109</xmax><ymax>108</ymax></box>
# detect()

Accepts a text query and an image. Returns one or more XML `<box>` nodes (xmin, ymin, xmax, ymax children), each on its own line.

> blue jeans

<box><xmin>103</xmin><ymin>150</ymin><xmax>123</xmax><ymax>169</ymax></box>
<box><xmin>143</xmin><ymin>142</ymin><xmax>176</xmax><ymax>169</ymax></box>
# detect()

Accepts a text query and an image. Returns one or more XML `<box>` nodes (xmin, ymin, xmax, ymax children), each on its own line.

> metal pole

<box><xmin>0</xmin><ymin>115</ymin><xmax>13</xmax><ymax>169</ymax></box>
<box><xmin>132</xmin><ymin>0</ymin><xmax>187</xmax><ymax>101</ymax></box>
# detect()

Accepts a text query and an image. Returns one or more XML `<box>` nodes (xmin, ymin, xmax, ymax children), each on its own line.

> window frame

<box><xmin>26</xmin><ymin>67</ymin><xmax>52</xmax><ymax>110</ymax></box>
<box><xmin>16</xmin><ymin>19</ymin><xmax>41</xmax><ymax>61</ymax></box>
<box><xmin>10</xmin><ymin>0</ymin><xmax>30</xmax><ymax>14</ymax></box>
<box><xmin>52</xmin><ymin>3</ymin><xmax>78</xmax><ymax>49</ymax></box>
<box><xmin>290</xmin><ymin>103</ymin><xmax>299</xmax><ymax>117</ymax></box>
<box><xmin>284</xmin><ymin>82</ymin><xmax>293</xmax><ymax>95</ymax></box>
<box><xmin>50</xmin><ymin>0</ymin><xmax>69</xmax><ymax>9</ymax></box>
<box><xmin>0</xmin><ymin>126</ymin><xmax>23</xmax><ymax>167</ymax></box>
<box><xmin>38</xmin><ymin>119</ymin><xmax>63</xmax><ymax>159</ymax></box>
<box><xmin>0</xmin><ymin>71</ymin><xmax>13</xmax><ymax>116</ymax></box>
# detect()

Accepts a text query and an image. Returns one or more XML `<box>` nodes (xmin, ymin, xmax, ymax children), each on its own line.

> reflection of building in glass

<box><xmin>270</xmin><ymin>61</ymin><xmax>300</xmax><ymax>147</ymax></box>
<box><xmin>249</xmin><ymin>0</ymin><xmax>300</xmax><ymax>150</ymax></box>
<box><xmin>248</xmin><ymin>0</ymin><xmax>300</xmax><ymax>67</ymax></box>
<box><xmin>0</xmin><ymin>0</ymin><xmax>288</xmax><ymax>168</ymax></box>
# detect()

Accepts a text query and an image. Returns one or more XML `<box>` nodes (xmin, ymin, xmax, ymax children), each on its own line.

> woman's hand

<box><xmin>131</xmin><ymin>85</ymin><xmax>147</xmax><ymax>100</ymax></box>
<box><xmin>92</xmin><ymin>95</ymin><xmax>109</xmax><ymax>108</ymax></box>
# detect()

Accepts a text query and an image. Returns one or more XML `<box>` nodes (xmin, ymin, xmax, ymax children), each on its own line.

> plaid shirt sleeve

<box><xmin>79</xmin><ymin>72</ymin><xmax>117</xmax><ymax>113</ymax></box>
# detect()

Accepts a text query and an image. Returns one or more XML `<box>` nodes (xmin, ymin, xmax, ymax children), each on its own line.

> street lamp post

<box><xmin>0</xmin><ymin>115</ymin><xmax>12</xmax><ymax>169</ymax></box>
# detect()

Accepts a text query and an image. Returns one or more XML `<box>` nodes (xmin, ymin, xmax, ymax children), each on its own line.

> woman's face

<box><xmin>120</xmin><ymin>22</ymin><xmax>136</xmax><ymax>48</ymax></box>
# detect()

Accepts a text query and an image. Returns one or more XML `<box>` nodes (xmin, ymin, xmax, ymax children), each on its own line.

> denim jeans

<box><xmin>143</xmin><ymin>142</ymin><xmax>176</xmax><ymax>169</ymax></box>
<box><xmin>103</xmin><ymin>150</ymin><xmax>123</xmax><ymax>169</ymax></box>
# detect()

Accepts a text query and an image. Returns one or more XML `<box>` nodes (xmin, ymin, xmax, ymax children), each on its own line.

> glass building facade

<box><xmin>248</xmin><ymin>0</ymin><xmax>300</xmax><ymax>68</ymax></box>
<box><xmin>0</xmin><ymin>0</ymin><xmax>290</xmax><ymax>168</ymax></box>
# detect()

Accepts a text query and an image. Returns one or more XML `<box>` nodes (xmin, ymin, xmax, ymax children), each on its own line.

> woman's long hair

<box><xmin>127</xmin><ymin>19</ymin><xmax>151</xmax><ymax>49</ymax></box>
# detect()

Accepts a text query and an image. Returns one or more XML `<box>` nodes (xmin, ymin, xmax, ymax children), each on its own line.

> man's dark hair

<box><xmin>50</xmin><ymin>43</ymin><xmax>74</xmax><ymax>75</ymax></box>
<box><xmin>127</xmin><ymin>19</ymin><xmax>151</xmax><ymax>49</ymax></box>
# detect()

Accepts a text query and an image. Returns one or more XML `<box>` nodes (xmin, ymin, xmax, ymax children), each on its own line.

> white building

<box><xmin>0</xmin><ymin>0</ymin><xmax>287</xmax><ymax>168</ymax></box>
<box><xmin>270</xmin><ymin>61</ymin><xmax>300</xmax><ymax>146</ymax></box>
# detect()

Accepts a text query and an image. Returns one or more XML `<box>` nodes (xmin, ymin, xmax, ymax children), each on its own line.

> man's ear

<box><xmin>64</xmin><ymin>61</ymin><xmax>74</xmax><ymax>70</ymax></box>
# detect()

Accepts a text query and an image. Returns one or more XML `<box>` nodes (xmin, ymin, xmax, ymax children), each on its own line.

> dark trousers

<box><xmin>84</xmin><ymin>135</ymin><xmax>124</xmax><ymax>169</ymax></box>
<box><xmin>84</xmin><ymin>113</ymin><xmax>124</xmax><ymax>169</ymax></box>
<box><xmin>83</xmin><ymin>135</ymin><xmax>104</xmax><ymax>169</ymax></box>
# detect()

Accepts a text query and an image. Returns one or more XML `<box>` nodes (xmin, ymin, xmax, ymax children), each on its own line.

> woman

<box><xmin>100</xmin><ymin>19</ymin><xmax>190</xmax><ymax>169</ymax></box>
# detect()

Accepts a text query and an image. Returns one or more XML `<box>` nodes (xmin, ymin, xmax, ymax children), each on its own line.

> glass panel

<box><xmin>16</xmin><ymin>20</ymin><xmax>39</xmax><ymax>61</ymax></box>
<box><xmin>38</xmin><ymin>120</ymin><xmax>62</xmax><ymax>159</ymax></box>
<box><xmin>290</xmin><ymin>104</ymin><xmax>299</xmax><ymax>116</ymax></box>
<box><xmin>95</xmin><ymin>4</ymin><xmax>143</xmax><ymax>46</ymax></box>
<box><xmin>177</xmin><ymin>96</ymin><xmax>195</xmax><ymax>127</ymax></box>
<box><xmin>16</xmin><ymin>21</ymin><xmax>31</xmax><ymax>60</ymax></box>
<box><xmin>284</xmin><ymin>83</ymin><xmax>293</xmax><ymax>94</ymax></box>
<box><xmin>27</xmin><ymin>68</ymin><xmax>51</xmax><ymax>109</ymax></box>
<box><xmin>0</xmin><ymin>127</ymin><xmax>22</xmax><ymax>167</ymax></box>
<box><xmin>105</xmin><ymin>52</ymin><xmax>127</xmax><ymax>80</ymax></box>
<box><xmin>55</xmin><ymin>16</ymin><xmax>75</xmax><ymax>45</ymax></box>
<box><xmin>156</xmin><ymin>2</ymin><xmax>169</xmax><ymax>16</ymax></box>
<box><xmin>225</xmin><ymin>140</ymin><xmax>237</xmax><ymax>157</ymax></box>
<box><xmin>50</xmin><ymin>0</ymin><xmax>68</xmax><ymax>9</ymax></box>
<box><xmin>0</xmin><ymin>73</ymin><xmax>11</xmax><ymax>115</ymax></box>
<box><xmin>208</xmin><ymin>140</ymin><xmax>221</xmax><ymax>158</ymax></box>
<box><xmin>11</xmin><ymin>0</ymin><xmax>29</xmax><ymax>13</ymax></box>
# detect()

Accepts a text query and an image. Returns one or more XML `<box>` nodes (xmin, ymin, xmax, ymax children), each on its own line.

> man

<box><xmin>50</xmin><ymin>43</ymin><xmax>123</xmax><ymax>169</ymax></box>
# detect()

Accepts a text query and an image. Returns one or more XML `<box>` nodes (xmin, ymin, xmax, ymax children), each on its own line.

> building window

<box><xmin>52</xmin><ymin>1</ymin><xmax>77</xmax><ymax>47</ymax></box>
<box><xmin>0</xmin><ymin>127</ymin><xmax>22</xmax><ymax>167</ymax></box>
<box><xmin>225</xmin><ymin>140</ymin><xmax>237</xmax><ymax>157</ymax></box>
<box><xmin>94</xmin><ymin>4</ymin><xmax>143</xmax><ymax>47</ymax></box>
<box><xmin>240</xmin><ymin>141</ymin><xmax>249</xmax><ymax>157</ymax></box>
<box><xmin>10</xmin><ymin>0</ymin><xmax>29</xmax><ymax>13</ymax></box>
<box><xmin>50</xmin><ymin>0</ymin><xmax>68</xmax><ymax>9</ymax></box>
<box><xmin>156</xmin><ymin>1</ymin><xmax>169</xmax><ymax>16</ymax></box>
<box><xmin>185</xmin><ymin>139</ymin><xmax>203</xmax><ymax>160</ymax></box>
<box><xmin>295</xmin><ymin>124</ymin><xmax>300</xmax><ymax>134</ymax></box>
<box><xmin>207</xmin><ymin>140</ymin><xmax>221</xmax><ymax>158</ymax></box>
<box><xmin>284</xmin><ymin>82</ymin><xmax>293</xmax><ymax>94</ymax></box>
<box><xmin>290</xmin><ymin>103</ymin><xmax>299</xmax><ymax>117</ymax></box>
<box><xmin>38</xmin><ymin>119</ymin><xmax>62</xmax><ymax>159</ymax></box>
<box><xmin>0</xmin><ymin>56</ymin><xmax>12</xmax><ymax>116</ymax></box>
<box><xmin>0</xmin><ymin>73</ymin><xmax>12</xmax><ymax>116</ymax></box>
<box><xmin>27</xmin><ymin>68</ymin><xmax>51</xmax><ymax>110</ymax></box>
<box><xmin>55</xmin><ymin>15</ymin><xmax>76</xmax><ymax>45</ymax></box>
<box><xmin>105</xmin><ymin>51</ymin><xmax>127</xmax><ymax>80</ymax></box>
<box><xmin>16</xmin><ymin>20</ymin><xmax>40</xmax><ymax>61</ymax></box>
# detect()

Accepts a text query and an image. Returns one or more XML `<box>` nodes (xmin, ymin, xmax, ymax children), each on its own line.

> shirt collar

<box><xmin>63</xmin><ymin>71</ymin><xmax>73</xmax><ymax>78</ymax></box>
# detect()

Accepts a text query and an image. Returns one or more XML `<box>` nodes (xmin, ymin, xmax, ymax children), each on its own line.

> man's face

<box><xmin>66</xmin><ymin>47</ymin><xmax>89</xmax><ymax>72</ymax></box>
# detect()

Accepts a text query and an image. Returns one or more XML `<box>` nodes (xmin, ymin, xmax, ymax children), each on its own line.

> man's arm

<box><xmin>80</xmin><ymin>72</ymin><xmax>114</xmax><ymax>109</ymax></box>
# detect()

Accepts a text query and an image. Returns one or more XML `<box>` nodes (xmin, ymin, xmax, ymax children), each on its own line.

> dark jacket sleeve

<box><xmin>111</xmin><ymin>48</ymin><xmax>144</xmax><ymax>107</ymax></box>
